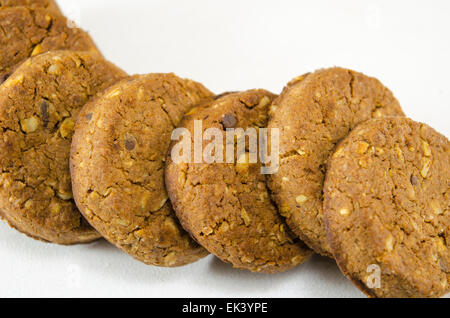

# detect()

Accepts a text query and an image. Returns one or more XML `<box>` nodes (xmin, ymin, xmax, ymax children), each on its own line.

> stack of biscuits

<box><xmin>0</xmin><ymin>1</ymin><xmax>448</xmax><ymax>298</ymax></box>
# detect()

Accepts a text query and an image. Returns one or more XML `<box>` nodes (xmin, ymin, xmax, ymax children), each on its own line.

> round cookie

<box><xmin>324</xmin><ymin>117</ymin><xmax>449</xmax><ymax>298</ymax></box>
<box><xmin>165</xmin><ymin>90</ymin><xmax>313</xmax><ymax>273</ymax></box>
<box><xmin>70</xmin><ymin>74</ymin><xmax>213</xmax><ymax>267</ymax></box>
<box><xmin>268</xmin><ymin>67</ymin><xmax>405</xmax><ymax>256</ymax></box>
<box><xmin>0</xmin><ymin>0</ymin><xmax>61</xmax><ymax>12</ymax></box>
<box><xmin>0</xmin><ymin>7</ymin><xmax>99</xmax><ymax>83</ymax></box>
<box><xmin>0</xmin><ymin>50</ymin><xmax>127</xmax><ymax>244</ymax></box>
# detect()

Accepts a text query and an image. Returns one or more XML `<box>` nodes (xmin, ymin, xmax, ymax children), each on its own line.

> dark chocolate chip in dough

<box><xmin>221</xmin><ymin>113</ymin><xmax>237</xmax><ymax>129</ymax></box>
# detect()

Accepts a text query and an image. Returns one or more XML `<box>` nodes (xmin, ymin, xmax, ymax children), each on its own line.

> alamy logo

<box><xmin>170</xmin><ymin>120</ymin><xmax>280</xmax><ymax>174</ymax></box>
<box><xmin>366</xmin><ymin>264</ymin><xmax>381</xmax><ymax>289</ymax></box>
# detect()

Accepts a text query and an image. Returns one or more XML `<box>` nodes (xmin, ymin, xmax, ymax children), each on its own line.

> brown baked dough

<box><xmin>268</xmin><ymin>67</ymin><xmax>405</xmax><ymax>256</ymax></box>
<box><xmin>70</xmin><ymin>74</ymin><xmax>213</xmax><ymax>267</ymax></box>
<box><xmin>0</xmin><ymin>51</ymin><xmax>127</xmax><ymax>244</ymax></box>
<box><xmin>165</xmin><ymin>90</ymin><xmax>313</xmax><ymax>273</ymax></box>
<box><xmin>0</xmin><ymin>0</ymin><xmax>60</xmax><ymax>12</ymax></box>
<box><xmin>324</xmin><ymin>117</ymin><xmax>449</xmax><ymax>298</ymax></box>
<box><xmin>0</xmin><ymin>7</ymin><xmax>99</xmax><ymax>83</ymax></box>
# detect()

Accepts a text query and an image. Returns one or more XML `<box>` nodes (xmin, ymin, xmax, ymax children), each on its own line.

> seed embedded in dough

<box><xmin>421</xmin><ymin>158</ymin><xmax>432</xmax><ymax>178</ymax></box>
<box><xmin>3</xmin><ymin>74</ymin><xmax>24</xmax><ymax>88</ymax></box>
<box><xmin>163</xmin><ymin>252</ymin><xmax>177</xmax><ymax>266</ymax></box>
<box><xmin>137</xmin><ymin>87</ymin><xmax>145</xmax><ymax>101</ymax></box>
<box><xmin>358</xmin><ymin>158</ymin><xmax>368</xmax><ymax>168</ymax></box>
<box><xmin>288</xmin><ymin>75</ymin><xmax>306</xmax><ymax>86</ymax></box>
<box><xmin>57</xmin><ymin>190</ymin><xmax>73</xmax><ymax>200</ymax></box>
<box><xmin>115</xmin><ymin>218</ymin><xmax>130</xmax><ymax>227</ymax></box>
<box><xmin>296</xmin><ymin>149</ymin><xmax>306</xmax><ymax>156</ymax></box>
<box><xmin>437</xmin><ymin>238</ymin><xmax>446</xmax><ymax>251</ymax></box>
<box><xmin>219</xmin><ymin>221</ymin><xmax>230</xmax><ymax>232</ymax></box>
<box><xmin>431</xmin><ymin>200</ymin><xmax>443</xmax><ymax>215</ymax></box>
<box><xmin>50</xmin><ymin>203</ymin><xmax>61</xmax><ymax>214</ymax></box>
<box><xmin>291</xmin><ymin>255</ymin><xmax>304</xmax><ymax>265</ymax></box>
<box><xmin>24</xmin><ymin>200</ymin><xmax>33</xmax><ymax>210</ymax></box>
<box><xmin>60</xmin><ymin>118</ymin><xmax>74</xmax><ymax>138</ymax></box>
<box><xmin>47</xmin><ymin>64</ymin><xmax>61</xmax><ymax>75</ymax></box>
<box><xmin>339</xmin><ymin>208</ymin><xmax>350</xmax><ymax>216</ymax></box>
<box><xmin>282</xmin><ymin>177</ymin><xmax>289</xmax><ymax>182</ymax></box>
<box><xmin>279</xmin><ymin>205</ymin><xmax>291</xmax><ymax>216</ymax></box>
<box><xmin>185</xmin><ymin>107</ymin><xmax>198</xmax><ymax>116</ymax></box>
<box><xmin>394</xmin><ymin>144</ymin><xmax>404</xmax><ymax>162</ymax></box>
<box><xmin>422</xmin><ymin>140</ymin><xmax>432</xmax><ymax>157</ymax></box>
<box><xmin>44</xmin><ymin>14</ymin><xmax>52</xmax><ymax>24</ymax></box>
<box><xmin>269</xmin><ymin>105</ymin><xmax>278</xmax><ymax>114</ymax></box>
<box><xmin>164</xmin><ymin>218</ymin><xmax>179</xmax><ymax>234</ymax></box>
<box><xmin>333</xmin><ymin>147</ymin><xmax>344</xmax><ymax>158</ymax></box>
<box><xmin>407</xmin><ymin>187</ymin><xmax>416</xmax><ymax>200</ymax></box>
<box><xmin>31</xmin><ymin>44</ymin><xmax>43</xmax><ymax>56</ymax></box>
<box><xmin>373</xmin><ymin>109</ymin><xmax>383</xmax><ymax>118</ymax></box>
<box><xmin>202</xmin><ymin>227</ymin><xmax>213</xmax><ymax>236</ymax></box>
<box><xmin>106</xmin><ymin>88</ymin><xmax>121</xmax><ymax>98</ymax></box>
<box><xmin>385</xmin><ymin>235</ymin><xmax>394</xmax><ymax>252</ymax></box>
<box><xmin>258</xmin><ymin>96</ymin><xmax>271</xmax><ymax>108</ymax></box>
<box><xmin>357</xmin><ymin>141</ymin><xmax>370</xmax><ymax>154</ymax></box>
<box><xmin>296</xmin><ymin>195</ymin><xmax>308</xmax><ymax>205</ymax></box>
<box><xmin>241</xmin><ymin>208</ymin><xmax>251</xmax><ymax>226</ymax></box>
<box><xmin>20</xmin><ymin>116</ymin><xmax>39</xmax><ymax>133</ymax></box>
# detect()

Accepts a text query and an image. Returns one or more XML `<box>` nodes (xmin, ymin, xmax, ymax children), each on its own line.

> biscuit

<box><xmin>0</xmin><ymin>51</ymin><xmax>127</xmax><ymax>244</ymax></box>
<box><xmin>70</xmin><ymin>74</ymin><xmax>213</xmax><ymax>267</ymax></box>
<box><xmin>0</xmin><ymin>7</ymin><xmax>99</xmax><ymax>83</ymax></box>
<box><xmin>324</xmin><ymin>117</ymin><xmax>449</xmax><ymax>298</ymax></box>
<box><xmin>0</xmin><ymin>0</ymin><xmax>60</xmax><ymax>12</ymax></box>
<box><xmin>268</xmin><ymin>67</ymin><xmax>405</xmax><ymax>256</ymax></box>
<box><xmin>165</xmin><ymin>90</ymin><xmax>313</xmax><ymax>273</ymax></box>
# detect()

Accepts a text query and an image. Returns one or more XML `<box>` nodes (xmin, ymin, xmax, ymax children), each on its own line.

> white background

<box><xmin>0</xmin><ymin>0</ymin><xmax>449</xmax><ymax>298</ymax></box>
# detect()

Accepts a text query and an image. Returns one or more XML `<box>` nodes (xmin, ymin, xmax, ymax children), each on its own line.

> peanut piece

<box><xmin>296</xmin><ymin>195</ymin><xmax>308</xmax><ymax>205</ymax></box>
<box><xmin>60</xmin><ymin>118</ymin><xmax>74</xmax><ymax>138</ymax></box>
<box><xmin>20</xmin><ymin>116</ymin><xmax>39</xmax><ymax>133</ymax></box>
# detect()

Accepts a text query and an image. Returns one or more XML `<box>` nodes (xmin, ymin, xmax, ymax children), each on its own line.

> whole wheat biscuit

<box><xmin>0</xmin><ymin>51</ymin><xmax>127</xmax><ymax>244</ymax></box>
<box><xmin>165</xmin><ymin>90</ymin><xmax>313</xmax><ymax>273</ymax></box>
<box><xmin>0</xmin><ymin>7</ymin><xmax>99</xmax><ymax>83</ymax></box>
<box><xmin>70</xmin><ymin>74</ymin><xmax>213</xmax><ymax>267</ymax></box>
<box><xmin>324</xmin><ymin>117</ymin><xmax>449</xmax><ymax>298</ymax></box>
<box><xmin>268</xmin><ymin>67</ymin><xmax>405</xmax><ymax>256</ymax></box>
<box><xmin>0</xmin><ymin>0</ymin><xmax>60</xmax><ymax>12</ymax></box>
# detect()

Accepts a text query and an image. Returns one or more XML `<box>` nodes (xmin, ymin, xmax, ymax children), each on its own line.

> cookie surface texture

<box><xmin>0</xmin><ymin>50</ymin><xmax>127</xmax><ymax>244</ymax></box>
<box><xmin>324</xmin><ymin>117</ymin><xmax>449</xmax><ymax>298</ymax></box>
<box><xmin>268</xmin><ymin>67</ymin><xmax>405</xmax><ymax>256</ymax></box>
<box><xmin>0</xmin><ymin>0</ymin><xmax>61</xmax><ymax>12</ymax></box>
<box><xmin>71</xmin><ymin>73</ymin><xmax>213</xmax><ymax>267</ymax></box>
<box><xmin>165</xmin><ymin>90</ymin><xmax>313</xmax><ymax>273</ymax></box>
<box><xmin>0</xmin><ymin>7</ymin><xmax>99</xmax><ymax>83</ymax></box>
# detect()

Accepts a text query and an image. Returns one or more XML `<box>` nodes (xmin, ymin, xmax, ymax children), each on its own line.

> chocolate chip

<box><xmin>221</xmin><ymin>113</ymin><xmax>237</xmax><ymax>129</ymax></box>
<box><xmin>125</xmin><ymin>136</ymin><xmax>136</xmax><ymax>151</ymax></box>
<box><xmin>39</xmin><ymin>100</ymin><xmax>49</xmax><ymax>128</ymax></box>
<box><xmin>410</xmin><ymin>175</ymin><xmax>419</xmax><ymax>186</ymax></box>
<box><xmin>85</xmin><ymin>113</ymin><xmax>93</xmax><ymax>122</ymax></box>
